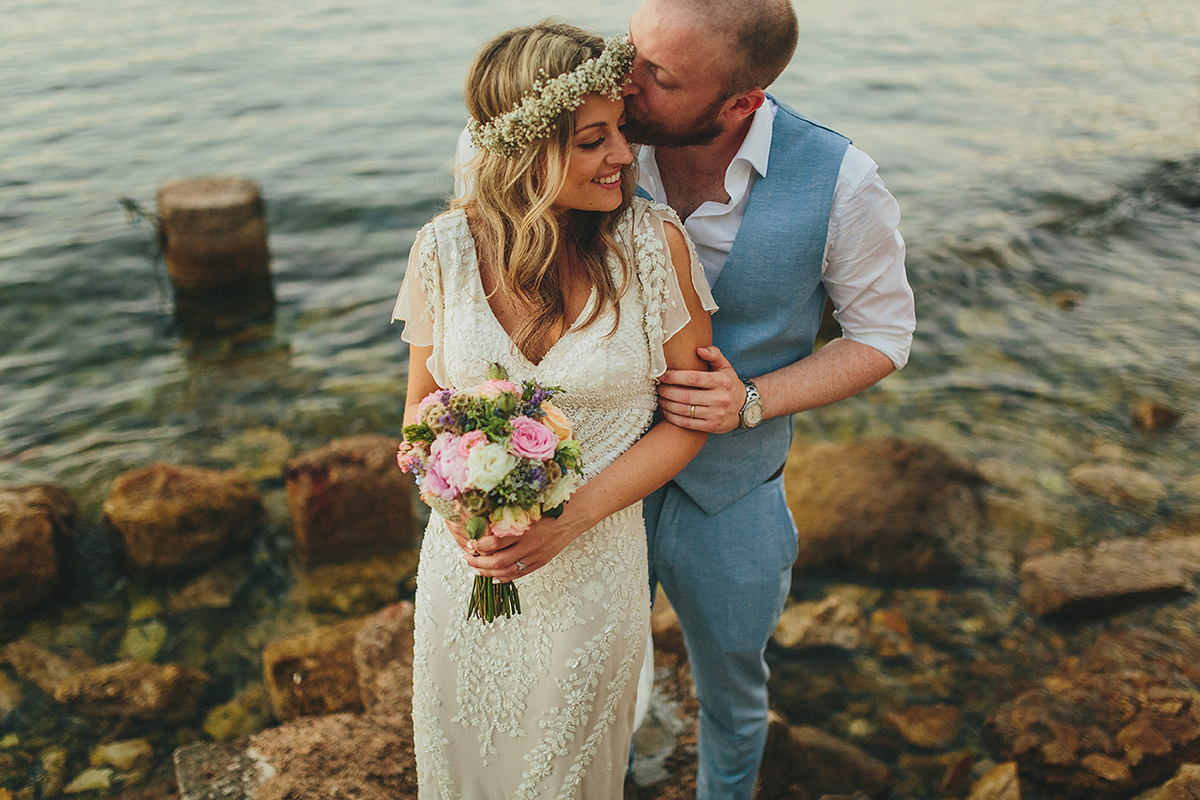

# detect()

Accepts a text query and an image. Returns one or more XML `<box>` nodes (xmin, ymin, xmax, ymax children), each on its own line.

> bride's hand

<box><xmin>463</xmin><ymin>514</ymin><xmax>573</xmax><ymax>582</ymax></box>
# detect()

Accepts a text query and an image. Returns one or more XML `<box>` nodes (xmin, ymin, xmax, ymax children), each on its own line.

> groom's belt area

<box><xmin>766</xmin><ymin>462</ymin><xmax>785</xmax><ymax>483</ymax></box>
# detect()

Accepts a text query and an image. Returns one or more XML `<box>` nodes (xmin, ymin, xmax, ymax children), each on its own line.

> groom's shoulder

<box><xmin>768</xmin><ymin>96</ymin><xmax>851</xmax><ymax>145</ymax></box>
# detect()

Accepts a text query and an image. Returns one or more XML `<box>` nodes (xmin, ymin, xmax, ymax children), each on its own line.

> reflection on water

<box><xmin>1</xmin><ymin>0</ymin><xmax>1199</xmax><ymax>795</ymax></box>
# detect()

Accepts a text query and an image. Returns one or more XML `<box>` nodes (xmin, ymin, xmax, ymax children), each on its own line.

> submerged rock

<box><xmin>967</xmin><ymin>762</ymin><xmax>1022</xmax><ymax>800</ymax></box>
<box><xmin>784</xmin><ymin>438</ymin><xmax>986</xmax><ymax>578</ymax></box>
<box><xmin>758</xmin><ymin>712</ymin><xmax>894</xmax><ymax>800</ymax></box>
<box><xmin>885</xmin><ymin>704</ymin><xmax>963</xmax><ymax>750</ymax></box>
<box><xmin>774</xmin><ymin>596</ymin><xmax>865</xmax><ymax>650</ymax></box>
<box><xmin>985</xmin><ymin>631</ymin><xmax>1200</xmax><ymax>800</ymax></box>
<box><xmin>0</xmin><ymin>483</ymin><xmax>77</xmax><ymax>622</ymax></box>
<box><xmin>1066</xmin><ymin>462</ymin><xmax>1167</xmax><ymax>510</ymax></box>
<box><xmin>1018</xmin><ymin>536</ymin><xmax>1199</xmax><ymax>617</ymax></box>
<box><xmin>53</xmin><ymin>660</ymin><xmax>210</xmax><ymax>722</ymax></box>
<box><xmin>103</xmin><ymin>462</ymin><xmax>263</xmax><ymax>575</ymax></box>
<box><xmin>284</xmin><ymin>434</ymin><xmax>415</xmax><ymax>568</ymax></box>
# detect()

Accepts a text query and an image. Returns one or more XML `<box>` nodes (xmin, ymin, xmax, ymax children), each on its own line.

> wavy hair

<box><xmin>453</xmin><ymin>21</ymin><xmax>636</xmax><ymax>360</ymax></box>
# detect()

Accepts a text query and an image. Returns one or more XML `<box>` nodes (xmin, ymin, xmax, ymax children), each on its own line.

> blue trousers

<box><xmin>643</xmin><ymin>475</ymin><xmax>797</xmax><ymax>800</ymax></box>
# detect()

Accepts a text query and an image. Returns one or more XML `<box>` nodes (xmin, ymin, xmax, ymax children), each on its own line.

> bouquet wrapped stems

<box><xmin>469</xmin><ymin>573</ymin><xmax>522</xmax><ymax>622</ymax></box>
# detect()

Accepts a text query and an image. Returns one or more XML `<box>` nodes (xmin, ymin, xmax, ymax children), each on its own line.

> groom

<box><xmin>625</xmin><ymin>0</ymin><xmax>914</xmax><ymax>797</ymax></box>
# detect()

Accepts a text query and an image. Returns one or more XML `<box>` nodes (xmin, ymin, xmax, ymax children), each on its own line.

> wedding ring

<box><xmin>516</xmin><ymin>560</ymin><xmax>527</xmax><ymax>572</ymax></box>
<box><xmin>688</xmin><ymin>404</ymin><xmax>695</xmax><ymax>419</ymax></box>
<box><xmin>471</xmin><ymin>550</ymin><xmax>480</xmax><ymax>557</ymax></box>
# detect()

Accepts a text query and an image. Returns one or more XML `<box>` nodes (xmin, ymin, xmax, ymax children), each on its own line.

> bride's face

<box><xmin>552</xmin><ymin>94</ymin><xmax>634</xmax><ymax>214</ymax></box>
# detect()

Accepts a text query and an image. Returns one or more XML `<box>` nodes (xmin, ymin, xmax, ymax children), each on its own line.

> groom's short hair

<box><xmin>669</xmin><ymin>0</ymin><xmax>799</xmax><ymax>96</ymax></box>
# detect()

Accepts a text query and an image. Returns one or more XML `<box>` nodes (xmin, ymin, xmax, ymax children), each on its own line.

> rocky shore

<box><xmin>3</xmin><ymin>424</ymin><xmax>1200</xmax><ymax>799</ymax></box>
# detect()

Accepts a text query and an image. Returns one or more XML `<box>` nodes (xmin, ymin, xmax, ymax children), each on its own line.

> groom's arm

<box><xmin>657</xmin><ymin>152</ymin><xmax>913</xmax><ymax>432</ymax></box>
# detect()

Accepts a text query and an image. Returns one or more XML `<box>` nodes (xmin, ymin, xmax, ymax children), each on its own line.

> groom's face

<box><xmin>622</xmin><ymin>0</ymin><xmax>734</xmax><ymax>147</ymax></box>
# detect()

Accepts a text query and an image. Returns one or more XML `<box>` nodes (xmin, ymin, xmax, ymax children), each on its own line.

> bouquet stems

<box><xmin>467</xmin><ymin>575</ymin><xmax>522</xmax><ymax>623</ymax></box>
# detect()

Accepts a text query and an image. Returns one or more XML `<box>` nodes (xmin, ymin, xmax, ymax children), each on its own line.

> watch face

<box><xmin>743</xmin><ymin>401</ymin><xmax>764</xmax><ymax>427</ymax></box>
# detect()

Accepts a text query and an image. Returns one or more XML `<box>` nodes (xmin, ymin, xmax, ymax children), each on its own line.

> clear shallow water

<box><xmin>2</xmin><ymin>0</ymin><xmax>1200</xmax><ymax>795</ymax></box>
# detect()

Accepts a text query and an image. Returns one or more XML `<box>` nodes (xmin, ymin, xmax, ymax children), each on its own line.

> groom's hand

<box><xmin>656</xmin><ymin>345</ymin><xmax>745</xmax><ymax>434</ymax></box>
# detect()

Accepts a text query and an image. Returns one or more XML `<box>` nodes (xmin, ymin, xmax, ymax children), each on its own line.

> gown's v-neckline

<box><xmin>461</xmin><ymin>212</ymin><xmax>598</xmax><ymax>369</ymax></box>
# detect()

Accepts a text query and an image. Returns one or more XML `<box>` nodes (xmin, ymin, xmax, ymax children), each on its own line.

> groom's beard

<box><xmin>623</xmin><ymin>95</ymin><xmax>727</xmax><ymax>148</ymax></box>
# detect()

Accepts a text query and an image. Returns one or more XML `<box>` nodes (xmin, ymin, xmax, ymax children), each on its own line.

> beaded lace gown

<box><xmin>392</xmin><ymin>197</ymin><xmax>716</xmax><ymax>800</ymax></box>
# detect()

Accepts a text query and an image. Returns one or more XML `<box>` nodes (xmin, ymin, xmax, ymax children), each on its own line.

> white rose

<box><xmin>541</xmin><ymin>471</ymin><xmax>578</xmax><ymax>511</ymax></box>
<box><xmin>465</xmin><ymin>442</ymin><xmax>518</xmax><ymax>492</ymax></box>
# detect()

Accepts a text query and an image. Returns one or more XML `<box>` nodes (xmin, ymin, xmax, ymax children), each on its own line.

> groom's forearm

<box><xmin>756</xmin><ymin>338</ymin><xmax>895</xmax><ymax>421</ymax></box>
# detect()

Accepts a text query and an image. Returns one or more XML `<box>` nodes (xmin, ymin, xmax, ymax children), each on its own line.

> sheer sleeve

<box><xmin>631</xmin><ymin>201</ymin><xmax>718</xmax><ymax>377</ymax></box>
<box><xmin>390</xmin><ymin>223</ymin><xmax>450</xmax><ymax>386</ymax></box>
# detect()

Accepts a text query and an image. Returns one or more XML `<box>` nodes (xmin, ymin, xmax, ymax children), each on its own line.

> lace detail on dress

<box><xmin>407</xmin><ymin>197</ymin><xmax>707</xmax><ymax>799</ymax></box>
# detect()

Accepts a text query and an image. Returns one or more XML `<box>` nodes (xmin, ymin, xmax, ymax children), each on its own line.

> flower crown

<box><xmin>468</xmin><ymin>35</ymin><xmax>635</xmax><ymax>159</ymax></box>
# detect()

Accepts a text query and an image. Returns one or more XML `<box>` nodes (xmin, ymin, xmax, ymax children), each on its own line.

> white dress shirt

<box><xmin>454</xmin><ymin>101</ymin><xmax>915</xmax><ymax>368</ymax></box>
<box><xmin>635</xmin><ymin>99</ymin><xmax>915</xmax><ymax>369</ymax></box>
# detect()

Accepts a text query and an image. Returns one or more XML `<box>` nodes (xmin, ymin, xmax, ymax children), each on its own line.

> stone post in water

<box><xmin>156</xmin><ymin>176</ymin><xmax>274</xmax><ymax>337</ymax></box>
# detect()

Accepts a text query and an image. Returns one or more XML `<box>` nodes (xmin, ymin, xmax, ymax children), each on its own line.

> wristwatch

<box><xmin>738</xmin><ymin>379</ymin><xmax>763</xmax><ymax>429</ymax></box>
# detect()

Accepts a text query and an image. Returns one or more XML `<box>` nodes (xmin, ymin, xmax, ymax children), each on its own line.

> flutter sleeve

<box><xmin>632</xmin><ymin>201</ymin><xmax>719</xmax><ymax>377</ymax></box>
<box><xmin>390</xmin><ymin>223</ymin><xmax>450</xmax><ymax>386</ymax></box>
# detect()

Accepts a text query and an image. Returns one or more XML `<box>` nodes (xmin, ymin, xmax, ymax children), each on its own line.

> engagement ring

<box><xmin>516</xmin><ymin>560</ymin><xmax>527</xmax><ymax>572</ymax></box>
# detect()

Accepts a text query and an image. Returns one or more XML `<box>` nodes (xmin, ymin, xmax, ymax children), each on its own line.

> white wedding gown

<box><xmin>392</xmin><ymin>197</ymin><xmax>716</xmax><ymax>800</ymax></box>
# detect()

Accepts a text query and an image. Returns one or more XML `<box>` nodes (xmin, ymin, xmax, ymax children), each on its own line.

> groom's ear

<box><xmin>723</xmin><ymin>89</ymin><xmax>765</xmax><ymax>125</ymax></box>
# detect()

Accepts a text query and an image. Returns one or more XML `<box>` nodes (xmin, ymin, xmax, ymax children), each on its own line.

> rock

<box><xmin>353</xmin><ymin>602</ymin><xmax>415</xmax><ymax>725</ymax></box>
<box><xmin>1132</xmin><ymin>763</ymin><xmax>1200</xmax><ymax>799</ymax></box>
<box><xmin>40</xmin><ymin>747</ymin><xmax>68</xmax><ymax>796</ymax></box>
<box><xmin>53</xmin><ymin>660</ymin><xmax>210</xmax><ymax>721</ymax></box>
<box><xmin>103</xmin><ymin>462</ymin><xmax>263</xmax><ymax>575</ymax></box>
<box><xmin>294</xmin><ymin>553</ymin><xmax>418</xmax><ymax>615</ymax></box>
<box><xmin>868</xmin><ymin>609</ymin><xmax>914</xmax><ymax>657</ymax></box>
<box><xmin>0</xmin><ymin>672</ymin><xmax>21</xmax><ymax>722</ymax></box>
<box><xmin>173</xmin><ymin>741</ymin><xmax>274</xmax><ymax>800</ymax></box>
<box><xmin>210</xmin><ymin>426</ymin><xmax>294</xmax><ymax>483</ymax></box>
<box><xmin>173</xmin><ymin>714</ymin><xmax>417</xmax><ymax>800</ymax></box>
<box><xmin>0</xmin><ymin>484</ymin><xmax>76</xmax><ymax>621</ymax></box>
<box><xmin>168</xmin><ymin>556</ymin><xmax>252</xmax><ymax>613</ymax></box>
<box><xmin>758</xmin><ymin>711</ymin><xmax>894</xmax><ymax>800</ymax></box>
<box><xmin>1</xmin><ymin>638</ymin><xmax>92</xmax><ymax>695</ymax></box>
<box><xmin>1131</xmin><ymin>400</ymin><xmax>1181</xmax><ymax>432</ymax></box>
<box><xmin>1018</xmin><ymin>537</ymin><xmax>1194</xmax><ymax>617</ymax></box>
<box><xmin>775</xmin><ymin>597</ymin><xmax>865</xmax><ymax>650</ymax></box>
<box><xmin>63</xmin><ymin>767</ymin><xmax>114</xmax><ymax>793</ymax></box>
<box><xmin>1067</xmin><ymin>462</ymin><xmax>1167</xmax><ymax>510</ymax></box>
<box><xmin>203</xmin><ymin>685</ymin><xmax>273</xmax><ymax>743</ymax></box>
<box><xmin>885</xmin><ymin>704</ymin><xmax>962</xmax><ymax>749</ymax></box>
<box><xmin>784</xmin><ymin>438</ymin><xmax>986</xmax><ymax>578</ymax></box>
<box><xmin>967</xmin><ymin>762</ymin><xmax>1022</xmax><ymax>800</ymax></box>
<box><xmin>984</xmin><ymin>653</ymin><xmax>1200</xmax><ymax>800</ymax></box>
<box><xmin>89</xmin><ymin>738</ymin><xmax>154</xmax><ymax>773</ymax></box>
<box><xmin>284</xmin><ymin>435</ymin><xmax>415</xmax><ymax>568</ymax></box>
<box><xmin>118</xmin><ymin>620</ymin><xmax>169</xmax><ymax>661</ymax></box>
<box><xmin>261</xmin><ymin>617</ymin><xmax>366</xmax><ymax>721</ymax></box>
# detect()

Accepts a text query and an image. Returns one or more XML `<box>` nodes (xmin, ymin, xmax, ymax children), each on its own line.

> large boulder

<box><xmin>0</xmin><ymin>483</ymin><xmax>77</xmax><ymax>621</ymax></box>
<box><xmin>103</xmin><ymin>463</ymin><xmax>263</xmax><ymax>575</ymax></box>
<box><xmin>284</xmin><ymin>435</ymin><xmax>415</xmax><ymax>568</ymax></box>
<box><xmin>785</xmin><ymin>438</ymin><xmax>986</xmax><ymax>578</ymax></box>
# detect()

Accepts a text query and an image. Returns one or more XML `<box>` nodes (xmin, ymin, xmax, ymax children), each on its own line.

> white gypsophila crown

<box><xmin>468</xmin><ymin>35</ymin><xmax>635</xmax><ymax>158</ymax></box>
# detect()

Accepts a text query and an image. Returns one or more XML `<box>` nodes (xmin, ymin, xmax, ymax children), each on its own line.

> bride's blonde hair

<box><xmin>454</xmin><ymin>21</ymin><xmax>636</xmax><ymax>358</ymax></box>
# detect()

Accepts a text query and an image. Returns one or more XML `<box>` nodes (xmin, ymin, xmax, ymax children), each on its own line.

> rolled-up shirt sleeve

<box><xmin>822</xmin><ymin>146</ymin><xmax>915</xmax><ymax>370</ymax></box>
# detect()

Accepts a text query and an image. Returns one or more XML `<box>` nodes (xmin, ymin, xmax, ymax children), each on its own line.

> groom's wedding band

<box><xmin>688</xmin><ymin>404</ymin><xmax>695</xmax><ymax>419</ymax></box>
<box><xmin>516</xmin><ymin>560</ymin><xmax>527</xmax><ymax>572</ymax></box>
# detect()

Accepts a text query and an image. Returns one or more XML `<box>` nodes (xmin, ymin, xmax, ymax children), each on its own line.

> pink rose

<box><xmin>508</xmin><ymin>416</ymin><xmax>558</xmax><ymax>460</ymax></box>
<box><xmin>458</xmin><ymin>430</ymin><xmax>488</xmax><ymax>457</ymax></box>
<box><xmin>429</xmin><ymin>432</ymin><xmax>468</xmax><ymax>496</ymax></box>
<box><xmin>476</xmin><ymin>379</ymin><xmax>519</xmax><ymax>400</ymax></box>
<box><xmin>488</xmin><ymin>504</ymin><xmax>540</xmax><ymax>538</ymax></box>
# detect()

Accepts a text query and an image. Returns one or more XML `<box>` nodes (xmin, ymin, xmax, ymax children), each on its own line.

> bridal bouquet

<box><xmin>397</xmin><ymin>363</ymin><xmax>583</xmax><ymax>622</ymax></box>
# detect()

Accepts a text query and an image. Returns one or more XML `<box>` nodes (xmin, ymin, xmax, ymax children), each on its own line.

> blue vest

<box><xmin>668</xmin><ymin>102</ymin><xmax>850</xmax><ymax>515</ymax></box>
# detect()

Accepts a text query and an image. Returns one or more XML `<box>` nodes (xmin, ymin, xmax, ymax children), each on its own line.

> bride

<box><xmin>392</xmin><ymin>20</ymin><xmax>717</xmax><ymax>799</ymax></box>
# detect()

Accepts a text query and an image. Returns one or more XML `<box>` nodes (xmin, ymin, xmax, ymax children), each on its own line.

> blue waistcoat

<box><xmin>667</xmin><ymin>102</ymin><xmax>850</xmax><ymax>515</ymax></box>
